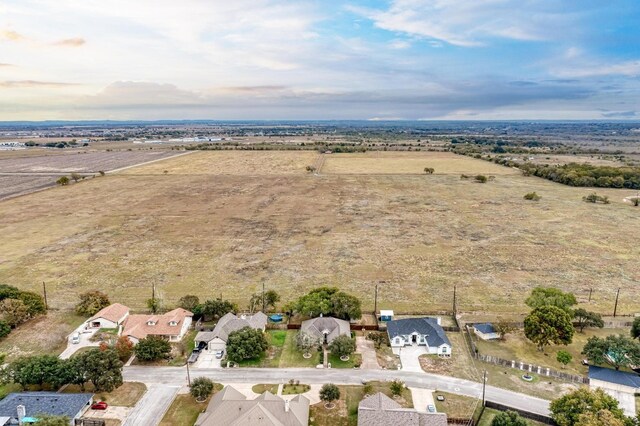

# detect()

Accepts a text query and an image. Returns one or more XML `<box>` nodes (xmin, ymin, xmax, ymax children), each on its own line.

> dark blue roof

<box><xmin>474</xmin><ymin>323</ymin><xmax>496</xmax><ymax>334</ymax></box>
<box><xmin>386</xmin><ymin>317</ymin><xmax>451</xmax><ymax>347</ymax></box>
<box><xmin>0</xmin><ymin>392</ymin><xmax>93</xmax><ymax>421</ymax></box>
<box><xmin>589</xmin><ymin>366</ymin><xmax>640</xmax><ymax>388</ymax></box>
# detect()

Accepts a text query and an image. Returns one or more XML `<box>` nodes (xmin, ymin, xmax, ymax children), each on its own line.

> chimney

<box><xmin>436</xmin><ymin>317</ymin><xmax>441</xmax><ymax>326</ymax></box>
<box><xmin>17</xmin><ymin>405</ymin><xmax>26</xmax><ymax>424</ymax></box>
<box><xmin>285</xmin><ymin>399</ymin><xmax>290</xmax><ymax>412</ymax></box>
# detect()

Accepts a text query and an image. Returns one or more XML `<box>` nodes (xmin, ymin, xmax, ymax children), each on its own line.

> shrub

<box><xmin>75</xmin><ymin>291</ymin><xmax>111</xmax><ymax>317</ymax></box>
<box><xmin>134</xmin><ymin>336</ymin><xmax>172</xmax><ymax>361</ymax></box>
<box><xmin>0</xmin><ymin>320</ymin><xmax>10</xmax><ymax>338</ymax></box>
<box><xmin>582</xmin><ymin>193</ymin><xmax>610</xmax><ymax>204</ymax></box>
<box><xmin>56</xmin><ymin>176</ymin><xmax>69</xmax><ymax>186</ymax></box>
<box><xmin>523</xmin><ymin>192</ymin><xmax>541</xmax><ymax>201</ymax></box>
<box><xmin>475</xmin><ymin>175</ymin><xmax>488</xmax><ymax>183</ymax></box>
<box><xmin>389</xmin><ymin>379</ymin><xmax>405</xmax><ymax>397</ymax></box>
<box><xmin>190</xmin><ymin>377</ymin><xmax>215</xmax><ymax>400</ymax></box>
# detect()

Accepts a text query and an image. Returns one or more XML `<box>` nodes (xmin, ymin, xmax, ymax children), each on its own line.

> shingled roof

<box><xmin>589</xmin><ymin>365</ymin><xmax>640</xmax><ymax>389</ymax></box>
<box><xmin>358</xmin><ymin>392</ymin><xmax>448</xmax><ymax>426</ymax></box>
<box><xmin>89</xmin><ymin>303</ymin><xmax>129</xmax><ymax>323</ymax></box>
<box><xmin>195</xmin><ymin>386</ymin><xmax>309</xmax><ymax>426</ymax></box>
<box><xmin>196</xmin><ymin>312</ymin><xmax>268</xmax><ymax>344</ymax></box>
<box><xmin>474</xmin><ymin>323</ymin><xmax>496</xmax><ymax>334</ymax></box>
<box><xmin>122</xmin><ymin>308</ymin><xmax>192</xmax><ymax>340</ymax></box>
<box><xmin>300</xmin><ymin>317</ymin><xmax>350</xmax><ymax>344</ymax></box>
<box><xmin>387</xmin><ymin>317</ymin><xmax>451</xmax><ymax>347</ymax></box>
<box><xmin>0</xmin><ymin>392</ymin><xmax>93</xmax><ymax>421</ymax></box>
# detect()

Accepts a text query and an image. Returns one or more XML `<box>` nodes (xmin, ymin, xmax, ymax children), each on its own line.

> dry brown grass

<box><xmin>322</xmin><ymin>151</ymin><xmax>517</xmax><ymax>175</ymax></box>
<box><xmin>0</xmin><ymin>151</ymin><xmax>638</xmax><ymax>316</ymax></box>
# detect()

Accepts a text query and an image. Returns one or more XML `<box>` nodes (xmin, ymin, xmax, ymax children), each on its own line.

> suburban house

<box><xmin>300</xmin><ymin>316</ymin><xmax>351</xmax><ymax>345</ymax></box>
<box><xmin>85</xmin><ymin>303</ymin><xmax>130</xmax><ymax>330</ymax></box>
<box><xmin>195</xmin><ymin>312</ymin><xmax>268</xmax><ymax>353</ymax></box>
<box><xmin>122</xmin><ymin>308</ymin><xmax>193</xmax><ymax>344</ymax></box>
<box><xmin>0</xmin><ymin>392</ymin><xmax>93</xmax><ymax>425</ymax></box>
<box><xmin>387</xmin><ymin>317</ymin><xmax>452</xmax><ymax>357</ymax></box>
<box><xmin>195</xmin><ymin>385</ymin><xmax>309</xmax><ymax>426</ymax></box>
<box><xmin>473</xmin><ymin>323</ymin><xmax>500</xmax><ymax>340</ymax></box>
<box><xmin>589</xmin><ymin>365</ymin><xmax>640</xmax><ymax>416</ymax></box>
<box><xmin>358</xmin><ymin>392</ymin><xmax>448</xmax><ymax>426</ymax></box>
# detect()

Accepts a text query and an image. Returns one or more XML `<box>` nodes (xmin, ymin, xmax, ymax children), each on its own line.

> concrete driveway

<box><xmin>603</xmin><ymin>389</ymin><xmax>636</xmax><ymax>416</ymax></box>
<box><xmin>409</xmin><ymin>387</ymin><xmax>436</xmax><ymax>412</ymax></box>
<box><xmin>123</xmin><ymin>384</ymin><xmax>180</xmax><ymax>426</ymax></box>
<box><xmin>398</xmin><ymin>345</ymin><xmax>428</xmax><ymax>372</ymax></box>
<box><xmin>59</xmin><ymin>324</ymin><xmax>99</xmax><ymax>359</ymax></box>
<box><xmin>356</xmin><ymin>337</ymin><xmax>380</xmax><ymax>370</ymax></box>
<box><xmin>193</xmin><ymin>352</ymin><xmax>222</xmax><ymax>369</ymax></box>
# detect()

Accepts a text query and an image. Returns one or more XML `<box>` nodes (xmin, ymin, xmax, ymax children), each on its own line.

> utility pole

<box><xmin>374</xmin><ymin>280</ymin><xmax>385</xmax><ymax>316</ymax></box>
<box><xmin>588</xmin><ymin>288</ymin><xmax>593</xmax><ymax>302</ymax></box>
<box><xmin>42</xmin><ymin>282</ymin><xmax>48</xmax><ymax>311</ymax></box>
<box><xmin>453</xmin><ymin>285</ymin><xmax>457</xmax><ymax>315</ymax></box>
<box><xmin>262</xmin><ymin>281</ymin><xmax>266</xmax><ymax>313</ymax></box>
<box><xmin>186</xmin><ymin>360</ymin><xmax>191</xmax><ymax>386</ymax></box>
<box><xmin>481</xmin><ymin>370</ymin><xmax>487</xmax><ymax>406</ymax></box>
<box><xmin>613</xmin><ymin>288</ymin><xmax>621</xmax><ymax>317</ymax></box>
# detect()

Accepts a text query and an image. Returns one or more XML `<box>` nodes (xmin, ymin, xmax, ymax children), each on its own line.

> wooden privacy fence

<box><xmin>464</xmin><ymin>325</ymin><xmax>589</xmax><ymax>385</ymax></box>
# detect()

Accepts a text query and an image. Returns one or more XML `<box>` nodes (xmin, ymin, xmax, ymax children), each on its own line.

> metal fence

<box><xmin>464</xmin><ymin>325</ymin><xmax>589</xmax><ymax>385</ymax></box>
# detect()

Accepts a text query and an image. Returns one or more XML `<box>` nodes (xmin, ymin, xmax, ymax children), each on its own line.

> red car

<box><xmin>91</xmin><ymin>401</ymin><xmax>108</xmax><ymax>410</ymax></box>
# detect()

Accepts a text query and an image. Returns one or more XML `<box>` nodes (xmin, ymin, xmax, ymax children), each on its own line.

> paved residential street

<box><xmin>123</xmin><ymin>366</ymin><xmax>551</xmax><ymax>416</ymax></box>
<box><xmin>122</xmin><ymin>384</ymin><xmax>180</xmax><ymax>426</ymax></box>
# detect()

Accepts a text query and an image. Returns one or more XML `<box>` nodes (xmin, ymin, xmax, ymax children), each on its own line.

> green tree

<box><xmin>75</xmin><ymin>290</ymin><xmax>111</xmax><ymax>316</ymax></box>
<box><xmin>491</xmin><ymin>410</ymin><xmax>529</xmax><ymax>426</ymax></box>
<box><xmin>550</xmin><ymin>388</ymin><xmax>626</xmax><ymax>426</ymax></box>
<box><xmin>294</xmin><ymin>287</ymin><xmax>361</xmax><ymax>320</ymax></box>
<box><xmin>226</xmin><ymin>327</ymin><xmax>268</xmax><ymax>362</ymax></box>
<box><xmin>524</xmin><ymin>306</ymin><xmax>574</xmax><ymax>352</ymax></box>
<box><xmin>328</xmin><ymin>335</ymin><xmax>356</xmax><ymax>358</ymax></box>
<box><xmin>190</xmin><ymin>377</ymin><xmax>215</xmax><ymax>400</ymax></box>
<box><xmin>296</xmin><ymin>331</ymin><xmax>320</xmax><ymax>356</ymax></box>
<box><xmin>56</xmin><ymin>176</ymin><xmax>69</xmax><ymax>186</ymax></box>
<box><xmin>18</xmin><ymin>291</ymin><xmax>46</xmax><ymax>317</ymax></box>
<box><xmin>0</xmin><ymin>298</ymin><xmax>30</xmax><ymax>327</ymax></box>
<box><xmin>200</xmin><ymin>298</ymin><xmax>237</xmax><ymax>320</ymax></box>
<box><xmin>319</xmin><ymin>383</ymin><xmax>340</xmax><ymax>406</ymax></box>
<box><xmin>424</xmin><ymin>167</ymin><xmax>434</xmax><ymax>174</ymax></box>
<box><xmin>6</xmin><ymin>355</ymin><xmax>68</xmax><ymax>390</ymax></box>
<box><xmin>525</xmin><ymin>287</ymin><xmax>577</xmax><ymax>313</ymax></box>
<box><xmin>573</xmin><ymin>308</ymin><xmax>604</xmax><ymax>333</ymax></box>
<box><xmin>556</xmin><ymin>350</ymin><xmax>572</xmax><ymax>368</ymax></box>
<box><xmin>577</xmin><ymin>410</ymin><xmax>626</xmax><ymax>426</ymax></box>
<box><xmin>34</xmin><ymin>415</ymin><xmax>70</xmax><ymax>426</ymax></box>
<box><xmin>631</xmin><ymin>317</ymin><xmax>640</xmax><ymax>340</ymax></box>
<box><xmin>264</xmin><ymin>290</ymin><xmax>280</xmax><ymax>311</ymax></box>
<box><xmin>75</xmin><ymin>348</ymin><xmax>123</xmax><ymax>392</ymax></box>
<box><xmin>134</xmin><ymin>336</ymin><xmax>172</xmax><ymax>362</ymax></box>
<box><xmin>494</xmin><ymin>320</ymin><xmax>516</xmax><ymax>341</ymax></box>
<box><xmin>582</xmin><ymin>334</ymin><xmax>640</xmax><ymax>370</ymax></box>
<box><xmin>0</xmin><ymin>320</ymin><xmax>11</xmax><ymax>338</ymax></box>
<box><xmin>146</xmin><ymin>298</ymin><xmax>159</xmax><ymax>314</ymax></box>
<box><xmin>178</xmin><ymin>295</ymin><xmax>200</xmax><ymax>311</ymax></box>
<box><xmin>389</xmin><ymin>379</ymin><xmax>405</xmax><ymax>397</ymax></box>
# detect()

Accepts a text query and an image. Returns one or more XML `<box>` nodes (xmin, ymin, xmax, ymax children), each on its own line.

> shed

<box><xmin>379</xmin><ymin>310</ymin><xmax>394</xmax><ymax>322</ymax></box>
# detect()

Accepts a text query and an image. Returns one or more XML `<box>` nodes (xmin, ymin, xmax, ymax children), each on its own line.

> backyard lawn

<box><xmin>62</xmin><ymin>382</ymin><xmax>147</xmax><ymax>407</ymax></box>
<box><xmin>433</xmin><ymin>391</ymin><xmax>480</xmax><ymax>420</ymax></box>
<box><xmin>309</xmin><ymin>381</ymin><xmax>412</xmax><ymax>426</ymax></box>
<box><xmin>478</xmin><ymin>408</ymin><xmax>548</xmax><ymax>426</ymax></box>
<box><xmin>236</xmin><ymin>330</ymin><xmax>286</xmax><ymax>367</ymax></box>
<box><xmin>473</xmin><ymin>328</ymin><xmax>628</xmax><ymax>375</ymax></box>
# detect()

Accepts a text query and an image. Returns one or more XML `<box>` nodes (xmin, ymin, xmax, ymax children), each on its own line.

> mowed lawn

<box><xmin>0</xmin><ymin>150</ymin><xmax>638</xmax><ymax>315</ymax></box>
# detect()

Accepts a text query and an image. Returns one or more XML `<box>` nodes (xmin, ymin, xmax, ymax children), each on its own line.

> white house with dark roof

<box><xmin>473</xmin><ymin>323</ymin><xmax>500</xmax><ymax>340</ymax></box>
<box><xmin>300</xmin><ymin>316</ymin><xmax>351</xmax><ymax>345</ymax></box>
<box><xmin>589</xmin><ymin>365</ymin><xmax>640</xmax><ymax>416</ymax></box>
<box><xmin>195</xmin><ymin>312</ymin><xmax>268</xmax><ymax>353</ymax></box>
<box><xmin>387</xmin><ymin>317</ymin><xmax>452</xmax><ymax>357</ymax></box>
<box><xmin>358</xmin><ymin>392</ymin><xmax>448</xmax><ymax>426</ymax></box>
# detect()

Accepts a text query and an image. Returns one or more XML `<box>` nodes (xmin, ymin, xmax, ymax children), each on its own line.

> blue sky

<box><xmin>0</xmin><ymin>0</ymin><xmax>639</xmax><ymax>120</ymax></box>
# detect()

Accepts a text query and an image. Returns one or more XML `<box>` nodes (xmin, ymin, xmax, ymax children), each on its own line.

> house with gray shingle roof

<box><xmin>589</xmin><ymin>365</ymin><xmax>640</xmax><ymax>416</ymax></box>
<box><xmin>195</xmin><ymin>312</ymin><xmax>268</xmax><ymax>353</ymax></box>
<box><xmin>358</xmin><ymin>392</ymin><xmax>448</xmax><ymax>426</ymax></box>
<box><xmin>300</xmin><ymin>316</ymin><xmax>351</xmax><ymax>345</ymax></box>
<box><xmin>0</xmin><ymin>392</ymin><xmax>93</xmax><ymax>425</ymax></box>
<box><xmin>194</xmin><ymin>385</ymin><xmax>309</xmax><ymax>426</ymax></box>
<box><xmin>387</xmin><ymin>317</ymin><xmax>451</xmax><ymax>357</ymax></box>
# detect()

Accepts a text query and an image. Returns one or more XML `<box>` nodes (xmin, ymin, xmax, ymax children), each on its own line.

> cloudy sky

<box><xmin>1</xmin><ymin>0</ymin><xmax>639</xmax><ymax>120</ymax></box>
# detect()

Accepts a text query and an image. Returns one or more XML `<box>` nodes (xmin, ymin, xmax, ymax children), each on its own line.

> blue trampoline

<box><xmin>269</xmin><ymin>314</ymin><xmax>283</xmax><ymax>322</ymax></box>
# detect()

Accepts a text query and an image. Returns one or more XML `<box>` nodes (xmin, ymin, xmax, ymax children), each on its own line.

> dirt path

<box><xmin>108</xmin><ymin>150</ymin><xmax>195</xmax><ymax>174</ymax></box>
<box><xmin>312</xmin><ymin>153</ymin><xmax>325</xmax><ymax>174</ymax></box>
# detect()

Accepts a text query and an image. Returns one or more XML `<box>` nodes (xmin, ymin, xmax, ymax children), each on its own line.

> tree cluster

<box><xmin>75</xmin><ymin>290</ymin><xmax>111</xmax><ymax>317</ymax></box>
<box><xmin>191</xmin><ymin>298</ymin><xmax>238</xmax><ymax>321</ymax></box>
<box><xmin>582</xmin><ymin>334</ymin><xmax>640</xmax><ymax>371</ymax></box>
<box><xmin>550</xmin><ymin>388</ymin><xmax>629</xmax><ymax>426</ymax></box>
<box><xmin>2</xmin><ymin>348</ymin><xmax>123</xmax><ymax>392</ymax></box>
<box><xmin>0</xmin><ymin>284</ymin><xmax>47</xmax><ymax>333</ymax></box>
<box><xmin>292</xmin><ymin>287</ymin><xmax>361</xmax><ymax>320</ymax></box>
<box><xmin>134</xmin><ymin>336</ymin><xmax>172</xmax><ymax>362</ymax></box>
<box><xmin>328</xmin><ymin>335</ymin><xmax>355</xmax><ymax>358</ymax></box>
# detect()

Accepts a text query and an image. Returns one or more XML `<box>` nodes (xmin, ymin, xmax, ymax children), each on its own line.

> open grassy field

<box><xmin>0</xmin><ymin>151</ymin><xmax>638</xmax><ymax>315</ymax></box>
<box><xmin>322</xmin><ymin>151</ymin><xmax>518</xmax><ymax>175</ymax></box>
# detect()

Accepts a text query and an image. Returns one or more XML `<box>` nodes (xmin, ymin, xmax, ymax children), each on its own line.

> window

<box><xmin>147</xmin><ymin>321</ymin><xmax>156</xmax><ymax>326</ymax></box>
<box><xmin>169</xmin><ymin>321</ymin><xmax>177</xmax><ymax>326</ymax></box>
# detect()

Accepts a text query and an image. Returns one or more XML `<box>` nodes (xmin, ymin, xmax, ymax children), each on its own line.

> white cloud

<box><xmin>553</xmin><ymin>60</ymin><xmax>640</xmax><ymax>78</ymax></box>
<box><xmin>349</xmin><ymin>0</ymin><xmax>578</xmax><ymax>47</ymax></box>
